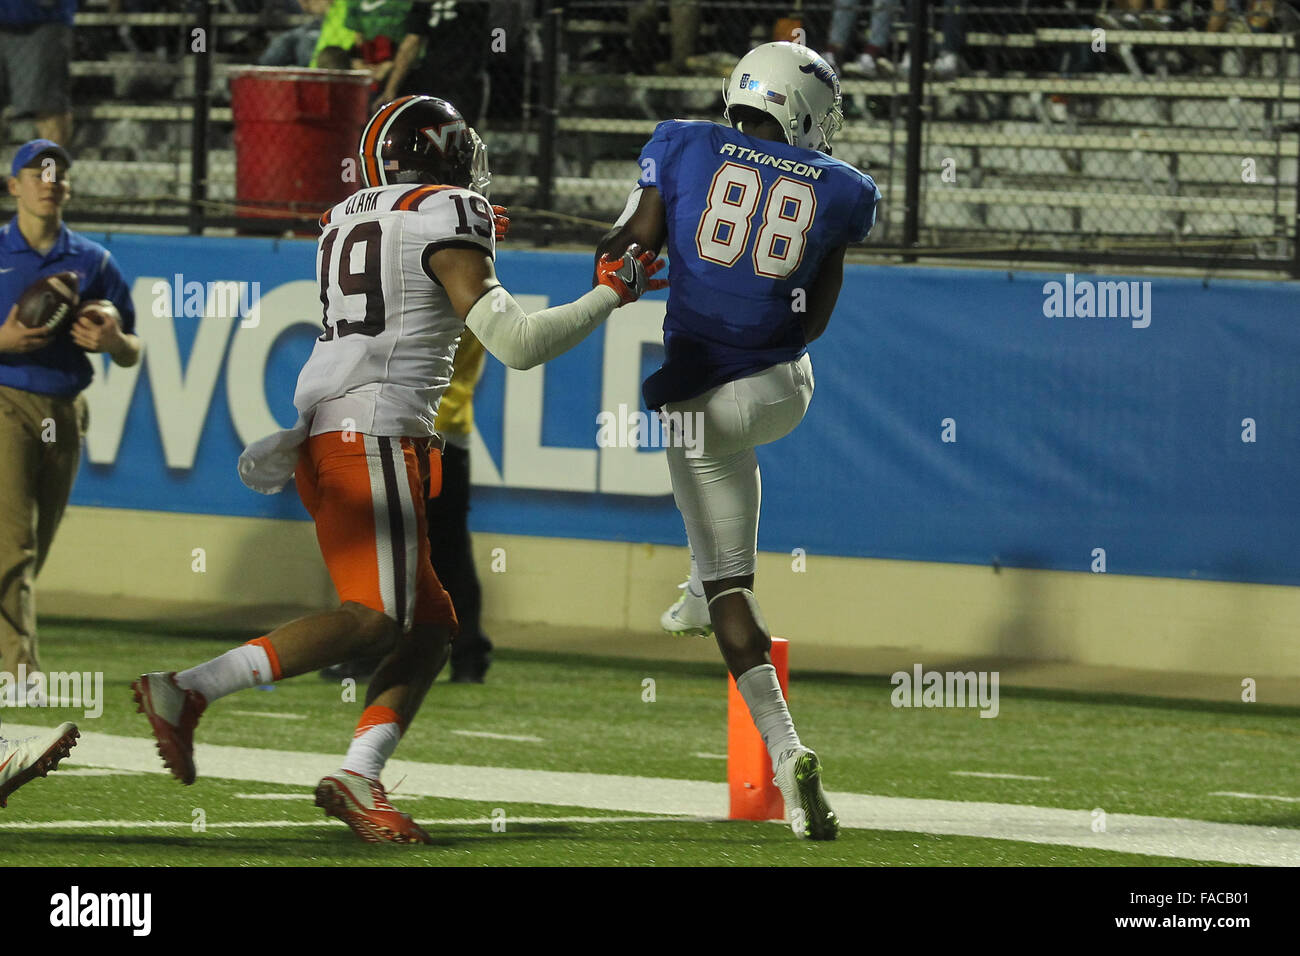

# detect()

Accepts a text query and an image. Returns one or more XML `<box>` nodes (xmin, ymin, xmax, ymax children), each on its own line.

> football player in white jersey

<box><xmin>132</xmin><ymin>96</ymin><xmax>665</xmax><ymax>844</ymax></box>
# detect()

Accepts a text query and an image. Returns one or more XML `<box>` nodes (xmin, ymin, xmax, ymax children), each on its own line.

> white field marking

<box><xmin>950</xmin><ymin>771</ymin><xmax>1051</xmax><ymax>781</ymax></box>
<box><xmin>48</xmin><ymin>767</ymin><xmax>144</xmax><ymax>777</ymax></box>
<box><xmin>694</xmin><ymin>753</ymin><xmax>729</xmax><ymax>760</ymax></box>
<box><xmin>227</xmin><ymin>711</ymin><xmax>308</xmax><ymax>721</ymax></box>
<box><xmin>0</xmin><ymin>815</ymin><xmax>705</xmax><ymax>831</ymax></box>
<box><xmin>233</xmin><ymin>793</ymin><xmax>313</xmax><ymax>800</ymax></box>
<box><xmin>6</xmin><ymin>723</ymin><xmax>1298</xmax><ymax>866</ymax></box>
<box><xmin>450</xmin><ymin>730</ymin><xmax>543</xmax><ymax>742</ymax></box>
<box><xmin>1210</xmin><ymin>791</ymin><xmax>1300</xmax><ymax>803</ymax></box>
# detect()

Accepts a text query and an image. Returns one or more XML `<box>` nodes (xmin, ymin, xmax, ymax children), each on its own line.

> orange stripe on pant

<box><xmin>295</xmin><ymin>431</ymin><xmax>457</xmax><ymax>636</ymax></box>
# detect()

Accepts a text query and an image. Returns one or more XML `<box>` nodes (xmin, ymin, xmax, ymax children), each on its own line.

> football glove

<box><xmin>595</xmin><ymin>244</ymin><xmax>668</xmax><ymax>306</ymax></box>
<box><xmin>492</xmin><ymin>204</ymin><xmax>510</xmax><ymax>241</ymax></box>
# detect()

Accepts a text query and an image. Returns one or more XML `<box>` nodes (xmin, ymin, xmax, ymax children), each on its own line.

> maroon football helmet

<box><xmin>358</xmin><ymin>95</ymin><xmax>489</xmax><ymax>193</ymax></box>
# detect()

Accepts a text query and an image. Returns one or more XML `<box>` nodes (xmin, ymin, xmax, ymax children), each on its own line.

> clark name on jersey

<box><xmin>238</xmin><ymin>181</ymin><xmax>496</xmax><ymax>493</ymax></box>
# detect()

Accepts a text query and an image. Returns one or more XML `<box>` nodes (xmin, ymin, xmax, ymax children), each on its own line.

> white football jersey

<box><xmin>293</xmin><ymin>182</ymin><xmax>497</xmax><ymax>438</ymax></box>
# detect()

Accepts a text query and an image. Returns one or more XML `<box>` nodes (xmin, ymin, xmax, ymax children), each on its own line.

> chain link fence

<box><xmin>4</xmin><ymin>0</ymin><xmax>1295</xmax><ymax>272</ymax></box>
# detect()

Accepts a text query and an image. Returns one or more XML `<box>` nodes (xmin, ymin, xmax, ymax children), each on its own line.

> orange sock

<box><xmin>353</xmin><ymin>704</ymin><xmax>403</xmax><ymax>737</ymax></box>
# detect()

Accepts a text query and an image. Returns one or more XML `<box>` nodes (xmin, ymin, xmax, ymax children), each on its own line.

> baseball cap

<box><xmin>10</xmin><ymin>139</ymin><xmax>72</xmax><ymax>178</ymax></box>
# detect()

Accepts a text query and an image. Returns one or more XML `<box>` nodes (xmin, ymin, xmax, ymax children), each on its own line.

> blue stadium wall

<box><xmin>70</xmin><ymin>234</ymin><xmax>1300</xmax><ymax>588</ymax></box>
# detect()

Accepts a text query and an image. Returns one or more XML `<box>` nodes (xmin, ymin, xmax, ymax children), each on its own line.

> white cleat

<box><xmin>0</xmin><ymin>721</ymin><xmax>79</xmax><ymax>808</ymax></box>
<box><xmin>660</xmin><ymin>581</ymin><xmax>713</xmax><ymax>637</ymax></box>
<box><xmin>775</xmin><ymin>746</ymin><xmax>839</xmax><ymax>841</ymax></box>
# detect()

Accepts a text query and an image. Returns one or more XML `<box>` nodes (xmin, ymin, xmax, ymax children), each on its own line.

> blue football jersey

<box><xmin>636</xmin><ymin>119</ymin><xmax>878</xmax><ymax>409</ymax></box>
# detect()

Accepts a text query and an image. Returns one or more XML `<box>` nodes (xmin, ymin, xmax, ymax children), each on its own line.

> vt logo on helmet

<box><xmin>420</xmin><ymin>117</ymin><xmax>468</xmax><ymax>155</ymax></box>
<box><xmin>723</xmin><ymin>42</ymin><xmax>845</xmax><ymax>153</ymax></box>
<box><xmin>359</xmin><ymin>95</ymin><xmax>490</xmax><ymax>194</ymax></box>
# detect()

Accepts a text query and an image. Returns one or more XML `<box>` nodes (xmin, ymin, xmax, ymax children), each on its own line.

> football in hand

<box><xmin>76</xmin><ymin>299</ymin><xmax>117</xmax><ymax>326</ymax></box>
<box><xmin>15</xmin><ymin>271</ymin><xmax>80</xmax><ymax>333</ymax></box>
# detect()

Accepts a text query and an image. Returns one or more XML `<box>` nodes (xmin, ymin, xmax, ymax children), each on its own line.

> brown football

<box><xmin>15</xmin><ymin>271</ymin><xmax>80</xmax><ymax>333</ymax></box>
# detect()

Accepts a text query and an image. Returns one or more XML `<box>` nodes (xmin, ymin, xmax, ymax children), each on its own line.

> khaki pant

<box><xmin>0</xmin><ymin>384</ymin><xmax>87</xmax><ymax>672</ymax></box>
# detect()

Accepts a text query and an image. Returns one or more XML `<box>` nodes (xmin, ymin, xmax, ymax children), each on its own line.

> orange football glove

<box><xmin>492</xmin><ymin>204</ymin><xmax>510</xmax><ymax>241</ymax></box>
<box><xmin>595</xmin><ymin>243</ymin><xmax>668</xmax><ymax>306</ymax></box>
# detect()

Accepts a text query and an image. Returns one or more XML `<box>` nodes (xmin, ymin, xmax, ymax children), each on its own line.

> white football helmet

<box><xmin>723</xmin><ymin>42</ymin><xmax>844</xmax><ymax>153</ymax></box>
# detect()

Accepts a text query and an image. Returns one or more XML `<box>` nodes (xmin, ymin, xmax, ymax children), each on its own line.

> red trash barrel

<box><xmin>228</xmin><ymin>67</ymin><xmax>371</xmax><ymax>232</ymax></box>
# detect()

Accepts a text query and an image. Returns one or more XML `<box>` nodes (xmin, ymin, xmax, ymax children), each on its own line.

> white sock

<box><xmin>341</xmin><ymin>721</ymin><xmax>402</xmax><ymax>781</ymax></box>
<box><xmin>175</xmin><ymin>644</ymin><xmax>274</xmax><ymax>703</ymax></box>
<box><xmin>686</xmin><ymin>552</ymin><xmax>704</xmax><ymax>598</ymax></box>
<box><xmin>736</xmin><ymin>664</ymin><xmax>802</xmax><ymax>766</ymax></box>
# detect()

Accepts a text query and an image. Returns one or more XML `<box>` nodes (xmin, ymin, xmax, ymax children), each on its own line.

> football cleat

<box><xmin>132</xmin><ymin>672</ymin><xmax>207</xmax><ymax>785</ymax></box>
<box><xmin>0</xmin><ymin>722</ymin><xmax>78</xmax><ymax>808</ymax></box>
<box><xmin>314</xmin><ymin>770</ymin><xmax>433</xmax><ymax>845</ymax></box>
<box><xmin>660</xmin><ymin>580</ymin><xmax>713</xmax><ymax>637</ymax></box>
<box><xmin>775</xmin><ymin>746</ymin><xmax>839</xmax><ymax>841</ymax></box>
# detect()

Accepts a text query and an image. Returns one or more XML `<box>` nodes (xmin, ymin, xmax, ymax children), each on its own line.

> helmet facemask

<box><xmin>467</xmin><ymin>127</ymin><xmax>491</xmax><ymax>197</ymax></box>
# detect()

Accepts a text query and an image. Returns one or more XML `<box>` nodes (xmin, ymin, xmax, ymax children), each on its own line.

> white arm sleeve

<box><xmin>465</xmin><ymin>284</ymin><xmax>621</xmax><ymax>371</ymax></box>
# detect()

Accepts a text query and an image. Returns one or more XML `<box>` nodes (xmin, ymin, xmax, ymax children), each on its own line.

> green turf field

<box><xmin>1</xmin><ymin>618</ymin><xmax>1296</xmax><ymax>866</ymax></box>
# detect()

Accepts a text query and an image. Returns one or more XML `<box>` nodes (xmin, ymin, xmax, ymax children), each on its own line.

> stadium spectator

<box><xmin>346</xmin><ymin>0</ymin><xmax>414</xmax><ymax>100</ymax></box>
<box><xmin>0</xmin><ymin>0</ymin><xmax>75</xmax><ymax>145</ymax></box>
<box><xmin>260</xmin><ymin>0</ymin><xmax>332</xmax><ymax>68</ymax></box>
<box><xmin>826</xmin><ymin>0</ymin><xmax>966</xmax><ymax>78</ymax></box>
<box><xmin>382</xmin><ymin>0</ymin><xmax>491</xmax><ymax>125</ymax></box>
<box><xmin>628</xmin><ymin>0</ymin><xmax>699</xmax><ymax>75</ymax></box>
<box><xmin>0</xmin><ymin>140</ymin><xmax>139</xmax><ymax>705</ymax></box>
<box><xmin>1100</xmin><ymin>0</ymin><xmax>1176</xmax><ymax>31</ymax></box>
<box><xmin>308</xmin><ymin>0</ymin><xmax>359</xmax><ymax>67</ymax></box>
<box><xmin>826</xmin><ymin>0</ymin><xmax>897</xmax><ymax>76</ymax></box>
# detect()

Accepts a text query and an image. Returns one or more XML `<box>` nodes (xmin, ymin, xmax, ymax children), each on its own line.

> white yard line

<box><xmin>0</xmin><ymin>815</ymin><xmax>700</xmax><ymax>831</ymax></box>
<box><xmin>227</xmin><ymin>711</ymin><xmax>308</xmax><ymax>721</ymax></box>
<box><xmin>49</xmin><ymin>767</ymin><xmax>145</xmax><ymax>777</ymax></box>
<box><xmin>4</xmin><ymin>723</ymin><xmax>1298</xmax><ymax>865</ymax></box>
<box><xmin>233</xmin><ymin>793</ymin><xmax>313</xmax><ymax>800</ymax></box>
<box><xmin>1209</xmin><ymin>791</ymin><xmax>1300</xmax><ymax>803</ymax></box>
<box><xmin>450</xmin><ymin>730</ymin><xmax>543</xmax><ymax>743</ymax></box>
<box><xmin>694</xmin><ymin>753</ymin><xmax>729</xmax><ymax>760</ymax></box>
<box><xmin>950</xmin><ymin>771</ymin><xmax>1052</xmax><ymax>781</ymax></box>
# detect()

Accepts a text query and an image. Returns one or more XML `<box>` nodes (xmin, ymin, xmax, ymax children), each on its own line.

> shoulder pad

<box><xmin>401</xmin><ymin>186</ymin><xmax>496</xmax><ymax>251</ymax></box>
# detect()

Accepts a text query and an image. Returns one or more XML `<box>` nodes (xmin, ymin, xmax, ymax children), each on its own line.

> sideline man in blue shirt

<box><xmin>0</xmin><ymin>139</ymin><xmax>140</xmax><ymax>703</ymax></box>
<box><xmin>0</xmin><ymin>0</ymin><xmax>77</xmax><ymax>145</ymax></box>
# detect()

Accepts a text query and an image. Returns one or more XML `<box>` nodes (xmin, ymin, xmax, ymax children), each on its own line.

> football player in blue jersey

<box><xmin>596</xmin><ymin>41</ymin><xmax>880</xmax><ymax>840</ymax></box>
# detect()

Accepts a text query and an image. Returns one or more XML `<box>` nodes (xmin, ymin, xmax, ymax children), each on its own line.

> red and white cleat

<box><xmin>314</xmin><ymin>770</ymin><xmax>433</xmax><ymax>845</ymax></box>
<box><xmin>0</xmin><ymin>721</ymin><xmax>79</xmax><ymax>808</ymax></box>
<box><xmin>132</xmin><ymin>672</ymin><xmax>207</xmax><ymax>785</ymax></box>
